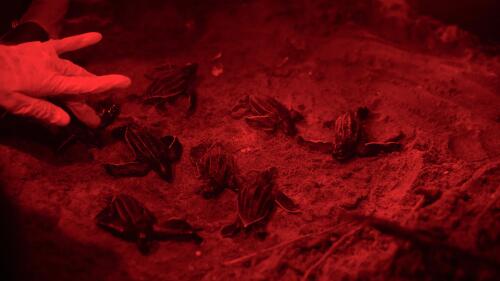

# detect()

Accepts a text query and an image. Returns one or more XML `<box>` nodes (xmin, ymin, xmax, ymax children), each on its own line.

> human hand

<box><xmin>0</xmin><ymin>32</ymin><xmax>131</xmax><ymax>127</ymax></box>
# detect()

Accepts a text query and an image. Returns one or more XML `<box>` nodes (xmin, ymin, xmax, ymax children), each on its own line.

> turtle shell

<box><xmin>237</xmin><ymin>169</ymin><xmax>276</xmax><ymax>228</ymax></box>
<box><xmin>191</xmin><ymin>141</ymin><xmax>238</xmax><ymax>197</ymax></box>
<box><xmin>96</xmin><ymin>194</ymin><xmax>156</xmax><ymax>234</ymax></box>
<box><xmin>95</xmin><ymin>194</ymin><xmax>157</xmax><ymax>253</ymax></box>
<box><xmin>144</xmin><ymin>63</ymin><xmax>198</xmax><ymax>100</ymax></box>
<box><xmin>231</xmin><ymin>95</ymin><xmax>301</xmax><ymax>136</ymax></box>
<box><xmin>332</xmin><ymin>107</ymin><xmax>368</xmax><ymax>161</ymax></box>
<box><xmin>108</xmin><ymin>124</ymin><xmax>182</xmax><ymax>181</ymax></box>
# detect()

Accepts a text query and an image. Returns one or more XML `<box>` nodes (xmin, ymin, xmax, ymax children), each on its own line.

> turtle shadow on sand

<box><xmin>0</xmin><ymin>183</ymin><xmax>133</xmax><ymax>281</ymax></box>
<box><xmin>0</xmin><ymin>102</ymin><xmax>120</xmax><ymax>165</ymax></box>
<box><xmin>0</xmin><ymin>116</ymin><xmax>93</xmax><ymax>165</ymax></box>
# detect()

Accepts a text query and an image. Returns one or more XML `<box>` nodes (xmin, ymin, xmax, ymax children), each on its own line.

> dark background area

<box><xmin>409</xmin><ymin>0</ymin><xmax>500</xmax><ymax>42</ymax></box>
<box><xmin>1</xmin><ymin>1</ymin><xmax>499</xmax><ymax>280</ymax></box>
<box><xmin>3</xmin><ymin>0</ymin><xmax>500</xmax><ymax>42</ymax></box>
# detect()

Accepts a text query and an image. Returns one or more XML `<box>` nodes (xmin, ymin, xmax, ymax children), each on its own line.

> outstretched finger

<box><xmin>49</xmin><ymin>74</ymin><xmax>131</xmax><ymax>95</ymax></box>
<box><xmin>48</xmin><ymin>32</ymin><xmax>102</xmax><ymax>54</ymax></box>
<box><xmin>0</xmin><ymin>92</ymin><xmax>70</xmax><ymax>126</ymax></box>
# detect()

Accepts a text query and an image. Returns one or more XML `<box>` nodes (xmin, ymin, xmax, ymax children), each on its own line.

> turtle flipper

<box><xmin>289</xmin><ymin>108</ymin><xmax>304</xmax><ymax>122</ymax></box>
<box><xmin>161</xmin><ymin>135</ymin><xmax>183</xmax><ymax>162</ymax></box>
<box><xmin>162</xmin><ymin>218</ymin><xmax>202</xmax><ymax>232</ymax></box>
<box><xmin>252</xmin><ymin>223</ymin><xmax>268</xmax><ymax>240</ymax></box>
<box><xmin>226</xmin><ymin>175</ymin><xmax>239</xmax><ymax>193</ymax></box>
<box><xmin>189</xmin><ymin>141</ymin><xmax>213</xmax><ymax>164</ymax></box>
<box><xmin>96</xmin><ymin>221</ymin><xmax>125</xmax><ymax>234</ymax></box>
<box><xmin>104</xmin><ymin>161</ymin><xmax>151</xmax><ymax>177</ymax></box>
<box><xmin>153</xmin><ymin>218</ymin><xmax>203</xmax><ymax>244</ymax></box>
<box><xmin>220</xmin><ymin>219</ymin><xmax>241</xmax><ymax>238</ymax></box>
<box><xmin>110</xmin><ymin>125</ymin><xmax>128</xmax><ymax>139</ymax></box>
<box><xmin>296</xmin><ymin>136</ymin><xmax>333</xmax><ymax>154</ymax></box>
<box><xmin>359</xmin><ymin>142</ymin><xmax>402</xmax><ymax>157</ymax></box>
<box><xmin>137</xmin><ymin>231</ymin><xmax>154</xmax><ymax>255</ymax></box>
<box><xmin>274</xmin><ymin>190</ymin><xmax>300</xmax><ymax>213</ymax></box>
<box><xmin>154</xmin><ymin>163</ymin><xmax>174</xmax><ymax>182</ymax></box>
<box><xmin>356</xmin><ymin>107</ymin><xmax>370</xmax><ymax>119</ymax></box>
<box><xmin>230</xmin><ymin>95</ymin><xmax>250</xmax><ymax>118</ymax></box>
<box><xmin>148</xmin><ymin>135</ymin><xmax>182</xmax><ymax>182</ymax></box>
<box><xmin>245</xmin><ymin>115</ymin><xmax>277</xmax><ymax>132</ymax></box>
<box><xmin>155</xmin><ymin>100</ymin><xmax>169</xmax><ymax>112</ymax></box>
<box><xmin>197</xmin><ymin>182</ymin><xmax>224</xmax><ymax>199</ymax></box>
<box><xmin>187</xmin><ymin>90</ymin><xmax>197</xmax><ymax>114</ymax></box>
<box><xmin>56</xmin><ymin>133</ymin><xmax>78</xmax><ymax>152</ymax></box>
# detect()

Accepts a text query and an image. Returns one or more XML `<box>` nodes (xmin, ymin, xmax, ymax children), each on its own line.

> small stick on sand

<box><xmin>223</xmin><ymin>222</ymin><xmax>353</xmax><ymax>266</ymax></box>
<box><xmin>349</xmin><ymin>214</ymin><xmax>500</xmax><ymax>268</ymax></box>
<box><xmin>300</xmin><ymin>226</ymin><xmax>364</xmax><ymax>281</ymax></box>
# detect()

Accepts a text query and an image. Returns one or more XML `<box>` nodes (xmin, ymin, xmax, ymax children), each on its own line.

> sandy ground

<box><xmin>1</xmin><ymin>1</ymin><xmax>499</xmax><ymax>280</ymax></box>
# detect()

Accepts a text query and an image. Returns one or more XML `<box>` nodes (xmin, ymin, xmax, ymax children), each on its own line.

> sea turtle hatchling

<box><xmin>221</xmin><ymin>167</ymin><xmax>300</xmax><ymax>238</ymax></box>
<box><xmin>144</xmin><ymin>62</ymin><xmax>198</xmax><ymax>113</ymax></box>
<box><xmin>104</xmin><ymin>124</ymin><xmax>182</xmax><ymax>182</ymax></box>
<box><xmin>297</xmin><ymin>107</ymin><xmax>402</xmax><ymax>161</ymax></box>
<box><xmin>190</xmin><ymin>141</ymin><xmax>239</xmax><ymax>199</ymax></box>
<box><xmin>95</xmin><ymin>194</ymin><xmax>202</xmax><ymax>254</ymax></box>
<box><xmin>56</xmin><ymin>101</ymin><xmax>121</xmax><ymax>152</ymax></box>
<box><xmin>230</xmin><ymin>95</ymin><xmax>303</xmax><ymax>136</ymax></box>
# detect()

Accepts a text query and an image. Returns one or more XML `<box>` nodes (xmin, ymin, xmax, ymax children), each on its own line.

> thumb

<box><xmin>64</xmin><ymin>101</ymin><xmax>100</xmax><ymax>128</ymax></box>
<box><xmin>0</xmin><ymin>92</ymin><xmax>70</xmax><ymax>126</ymax></box>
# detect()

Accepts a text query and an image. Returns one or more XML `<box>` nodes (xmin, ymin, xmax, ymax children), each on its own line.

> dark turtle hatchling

<box><xmin>190</xmin><ymin>141</ymin><xmax>239</xmax><ymax>199</ymax></box>
<box><xmin>144</xmin><ymin>63</ymin><xmax>198</xmax><ymax>113</ymax></box>
<box><xmin>56</xmin><ymin>101</ymin><xmax>121</xmax><ymax>152</ymax></box>
<box><xmin>231</xmin><ymin>95</ymin><xmax>303</xmax><ymax>136</ymax></box>
<box><xmin>95</xmin><ymin>194</ymin><xmax>202</xmax><ymax>254</ymax></box>
<box><xmin>0</xmin><ymin>101</ymin><xmax>120</xmax><ymax>153</ymax></box>
<box><xmin>104</xmin><ymin>124</ymin><xmax>182</xmax><ymax>182</ymax></box>
<box><xmin>220</xmin><ymin>168</ymin><xmax>300</xmax><ymax>238</ymax></box>
<box><xmin>297</xmin><ymin>107</ymin><xmax>402</xmax><ymax>161</ymax></box>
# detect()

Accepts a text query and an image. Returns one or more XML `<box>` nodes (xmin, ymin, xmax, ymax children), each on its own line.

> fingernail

<box><xmin>85</xmin><ymin>32</ymin><xmax>103</xmax><ymax>44</ymax></box>
<box><xmin>112</xmin><ymin>75</ymin><xmax>132</xmax><ymax>88</ymax></box>
<box><xmin>122</xmin><ymin>76</ymin><xmax>132</xmax><ymax>87</ymax></box>
<box><xmin>53</xmin><ymin>111</ymin><xmax>71</xmax><ymax>126</ymax></box>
